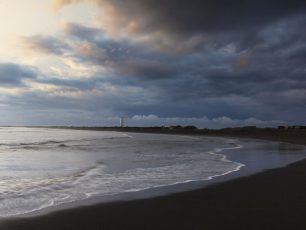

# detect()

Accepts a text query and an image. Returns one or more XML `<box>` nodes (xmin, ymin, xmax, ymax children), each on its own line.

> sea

<box><xmin>0</xmin><ymin>127</ymin><xmax>305</xmax><ymax>217</ymax></box>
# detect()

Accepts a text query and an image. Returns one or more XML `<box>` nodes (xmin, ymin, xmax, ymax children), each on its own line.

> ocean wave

<box><xmin>0</xmin><ymin>129</ymin><xmax>247</xmax><ymax>217</ymax></box>
<box><xmin>0</xmin><ymin>145</ymin><xmax>244</xmax><ymax>217</ymax></box>
<box><xmin>0</xmin><ymin>135</ymin><xmax>133</xmax><ymax>150</ymax></box>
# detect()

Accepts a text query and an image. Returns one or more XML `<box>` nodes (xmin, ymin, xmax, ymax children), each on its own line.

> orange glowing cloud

<box><xmin>52</xmin><ymin>0</ymin><xmax>201</xmax><ymax>53</ymax></box>
<box><xmin>234</xmin><ymin>54</ymin><xmax>250</xmax><ymax>69</ymax></box>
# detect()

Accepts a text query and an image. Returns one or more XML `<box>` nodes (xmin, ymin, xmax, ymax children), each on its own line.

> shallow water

<box><xmin>0</xmin><ymin>127</ymin><xmax>244</xmax><ymax>217</ymax></box>
<box><xmin>0</xmin><ymin>127</ymin><xmax>305</xmax><ymax>217</ymax></box>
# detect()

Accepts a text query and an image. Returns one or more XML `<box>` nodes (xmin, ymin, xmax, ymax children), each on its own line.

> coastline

<box><xmin>1</xmin><ymin>131</ymin><xmax>306</xmax><ymax>229</ymax></box>
<box><xmin>45</xmin><ymin>126</ymin><xmax>306</xmax><ymax>145</ymax></box>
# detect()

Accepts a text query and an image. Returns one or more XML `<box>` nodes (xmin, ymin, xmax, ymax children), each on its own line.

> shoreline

<box><xmin>1</xmin><ymin>131</ymin><xmax>306</xmax><ymax>229</ymax></box>
<box><xmin>41</xmin><ymin>126</ymin><xmax>306</xmax><ymax>146</ymax></box>
<box><xmin>2</xmin><ymin>157</ymin><xmax>306</xmax><ymax>229</ymax></box>
<box><xmin>0</xmin><ymin>136</ymin><xmax>247</xmax><ymax>219</ymax></box>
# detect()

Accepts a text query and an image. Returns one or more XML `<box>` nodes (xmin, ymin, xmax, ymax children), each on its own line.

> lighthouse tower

<box><xmin>120</xmin><ymin>116</ymin><xmax>124</xmax><ymax>128</ymax></box>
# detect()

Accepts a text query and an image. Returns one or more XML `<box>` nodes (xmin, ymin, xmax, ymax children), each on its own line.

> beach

<box><xmin>0</xmin><ymin>0</ymin><xmax>305</xmax><ymax>228</ymax></box>
<box><xmin>1</xmin><ymin>156</ymin><xmax>306</xmax><ymax>229</ymax></box>
<box><xmin>1</xmin><ymin>129</ymin><xmax>306</xmax><ymax>229</ymax></box>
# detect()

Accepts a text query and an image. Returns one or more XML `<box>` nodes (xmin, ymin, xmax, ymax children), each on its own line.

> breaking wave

<box><xmin>0</xmin><ymin>128</ymin><xmax>244</xmax><ymax>217</ymax></box>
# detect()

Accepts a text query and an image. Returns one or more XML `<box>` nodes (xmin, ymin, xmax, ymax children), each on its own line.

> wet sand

<box><xmin>1</xmin><ymin>131</ymin><xmax>306</xmax><ymax>230</ymax></box>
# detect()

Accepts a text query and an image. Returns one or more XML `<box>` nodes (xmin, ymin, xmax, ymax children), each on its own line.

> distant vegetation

<box><xmin>46</xmin><ymin>125</ymin><xmax>306</xmax><ymax>146</ymax></box>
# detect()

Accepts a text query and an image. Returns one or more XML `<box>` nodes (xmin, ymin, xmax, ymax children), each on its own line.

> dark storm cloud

<box><xmin>239</xmin><ymin>15</ymin><xmax>306</xmax><ymax>54</ymax></box>
<box><xmin>119</xmin><ymin>59</ymin><xmax>181</xmax><ymax>80</ymax></box>
<box><xmin>63</xmin><ymin>23</ymin><xmax>134</xmax><ymax>63</ymax></box>
<box><xmin>49</xmin><ymin>17</ymin><xmax>306</xmax><ymax>124</ymax></box>
<box><xmin>0</xmin><ymin>63</ymin><xmax>37</xmax><ymax>85</ymax></box>
<box><xmin>112</xmin><ymin>0</ymin><xmax>306</xmax><ymax>35</ymax></box>
<box><xmin>58</xmin><ymin>0</ymin><xmax>306</xmax><ymax>34</ymax></box>
<box><xmin>12</xmin><ymin>1</ymin><xmax>306</xmax><ymax>126</ymax></box>
<box><xmin>62</xmin><ymin>23</ymin><xmax>182</xmax><ymax>80</ymax></box>
<box><xmin>288</xmin><ymin>46</ymin><xmax>306</xmax><ymax>61</ymax></box>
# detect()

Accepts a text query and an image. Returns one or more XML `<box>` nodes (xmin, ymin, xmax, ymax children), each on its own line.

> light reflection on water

<box><xmin>0</xmin><ymin>127</ymin><xmax>304</xmax><ymax>217</ymax></box>
<box><xmin>0</xmin><ymin>127</ymin><xmax>242</xmax><ymax>217</ymax></box>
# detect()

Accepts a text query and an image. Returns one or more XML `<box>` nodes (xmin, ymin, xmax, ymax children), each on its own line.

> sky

<box><xmin>0</xmin><ymin>0</ymin><xmax>305</xmax><ymax>128</ymax></box>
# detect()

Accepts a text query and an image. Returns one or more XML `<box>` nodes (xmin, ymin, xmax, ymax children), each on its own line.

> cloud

<box><xmin>54</xmin><ymin>0</ymin><xmax>306</xmax><ymax>51</ymax></box>
<box><xmin>0</xmin><ymin>63</ymin><xmax>37</xmax><ymax>86</ymax></box>
<box><xmin>5</xmin><ymin>2</ymin><xmax>305</xmax><ymax>126</ymax></box>
<box><xmin>17</xmin><ymin>18</ymin><xmax>306</xmax><ymax>125</ymax></box>
<box><xmin>18</xmin><ymin>35</ymin><xmax>70</xmax><ymax>55</ymax></box>
<box><xmin>61</xmin><ymin>22</ymin><xmax>102</xmax><ymax>41</ymax></box>
<box><xmin>60</xmin><ymin>23</ymin><xmax>181</xmax><ymax>80</ymax></box>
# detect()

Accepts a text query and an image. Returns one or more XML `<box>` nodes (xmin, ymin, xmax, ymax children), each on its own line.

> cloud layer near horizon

<box><xmin>0</xmin><ymin>0</ymin><xmax>305</xmax><ymax>127</ymax></box>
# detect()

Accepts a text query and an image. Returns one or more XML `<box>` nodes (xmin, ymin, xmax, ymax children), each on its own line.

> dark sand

<box><xmin>1</xmin><ymin>131</ymin><xmax>306</xmax><ymax>230</ymax></box>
